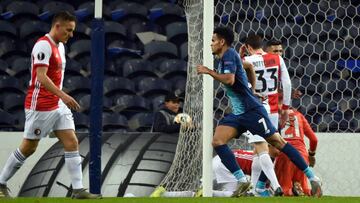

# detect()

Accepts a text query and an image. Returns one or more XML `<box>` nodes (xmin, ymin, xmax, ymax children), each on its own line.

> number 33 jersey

<box><xmin>244</xmin><ymin>53</ymin><xmax>291</xmax><ymax>113</ymax></box>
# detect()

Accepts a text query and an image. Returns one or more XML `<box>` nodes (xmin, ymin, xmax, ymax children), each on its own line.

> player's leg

<box><xmin>0</xmin><ymin>139</ymin><xmax>39</xmax><ymax>197</ymax></box>
<box><xmin>53</xmin><ymin>107</ymin><xmax>101</xmax><ymax>199</ymax></box>
<box><xmin>253</xmin><ymin>142</ymin><xmax>281</xmax><ymax>193</ymax></box>
<box><xmin>212</xmin><ymin>155</ymin><xmax>238</xmax><ymax>191</ymax></box>
<box><xmin>0</xmin><ymin>110</ymin><xmax>56</xmax><ymax>197</ymax></box>
<box><xmin>293</xmin><ymin>153</ymin><xmax>311</xmax><ymax>196</ymax></box>
<box><xmin>55</xmin><ymin>129</ymin><xmax>100</xmax><ymax>199</ymax></box>
<box><xmin>213</xmin><ymin>115</ymin><xmax>251</xmax><ymax>196</ymax></box>
<box><xmin>274</xmin><ymin>153</ymin><xmax>295</xmax><ymax>196</ymax></box>
<box><xmin>213</xmin><ymin>125</ymin><xmax>248</xmax><ymax>183</ymax></box>
<box><xmin>251</xmin><ymin>154</ymin><xmax>272</xmax><ymax>196</ymax></box>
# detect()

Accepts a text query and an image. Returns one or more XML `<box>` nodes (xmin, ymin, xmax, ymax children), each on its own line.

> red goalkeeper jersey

<box><xmin>280</xmin><ymin>109</ymin><xmax>318</xmax><ymax>153</ymax></box>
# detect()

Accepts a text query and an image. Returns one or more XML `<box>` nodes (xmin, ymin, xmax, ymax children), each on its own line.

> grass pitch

<box><xmin>1</xmin><ymin>197</ymin><xmax>360</xmax><ymax>203</ymax></box>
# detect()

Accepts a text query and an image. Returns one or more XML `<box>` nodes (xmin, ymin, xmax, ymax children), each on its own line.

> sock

<box><xmin>162</xmin><ymin>191</ymin><xmax>195</xmax><ymax>197</ymax></box>
<box><xmin>255</xmin><ymin>179</ymin><xmax>266</xmax><ymax>192</ymax></box>
<box><xmin>251</xmin><ymin>155</ymin><xmax>261</xmax><ymax>191</ymax></box>
<box><xmin>64</xmin><ymin>151</ymin><xmax>83</xmax><ymax>189</ymax></box>
<box><xmin>213</xmin><ymin>190</ymin><xmax>233</xmax><ymax>197</ymax></box>
<box><xmin>0</xmin><ymin>148</ymin><xmax>26</xmax><ymax>184</ymax></box>
<box><xmin>258</xmin><ymin>152</ymin><xmax>280</xmax><ymax>189</ymax></box>
<box><xmin>214</xmin><ymin>145</ymin><xmax>246</xmax><ymax>182</ymax></box>
<box><xmin>303</xmin><ymin>167</ymin><xmax>316</xmax><ymax>180</ymax></box>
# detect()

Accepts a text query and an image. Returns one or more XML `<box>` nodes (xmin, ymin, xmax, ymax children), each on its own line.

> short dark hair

<box><xmin>51</xmin><ymin>11</ymin><xmax>76</xmax><ymax>27</ymax></box>
<box><xmin>265</xmin><ymin>39</ymin><xmax>282</xmax><ymax>49</ymax></box>
<box><xmin>213</xmin><ymin>27</ymin><xmax>234</xmax><ymax>46</ymax></box>
<box><xmin>245</xmin><ymin>34</ymin><xmax>263</xmax><ymax>49</ymax></box>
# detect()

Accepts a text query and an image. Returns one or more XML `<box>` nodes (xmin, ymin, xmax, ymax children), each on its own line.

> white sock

<box><xmin>0</xmin><ymin>148</ymin><xmax>26</xmax><ymax>184</ymax></box>
<box><xmin>162</xmin><ymin>191</ymin><xmax>195</xmax><ymax>197</ymax></box>
<box><xmin>251</xmin><ymin>155</ymin><xmax>261</xmax><ymax>192</ymax></box>
<box><xmin>64</xmin><ymin>151</ymin><xmax>83</xmax><ymax>189</ymax></box>
<box><xmin>213</xmin><ymin>190</ymin><xmax>233</xmax><ymax>197</ymax></box>
<box><xmin>258</xmin><ymin>152</ymin><xmax>281</xmax><ymax>189</ymax></box>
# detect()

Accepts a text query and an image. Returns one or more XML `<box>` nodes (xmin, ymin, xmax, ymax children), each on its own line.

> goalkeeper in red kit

<box><xmin>275</xmin><ymin>93</ymin><xmax>318</xmax><ymax>196</ymax></box>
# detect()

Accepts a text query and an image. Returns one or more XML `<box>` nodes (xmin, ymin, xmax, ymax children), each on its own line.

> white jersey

<box><xmin>244</xmin><ymin>53</ymin><xmax>291</xmax><ymax>114</ymax></box>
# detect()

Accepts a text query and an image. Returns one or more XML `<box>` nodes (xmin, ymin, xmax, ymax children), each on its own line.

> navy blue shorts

<box><xmin>218</xmin><ymin>106</ymin><xmax>276</xmax><ymax>139</ymax></box>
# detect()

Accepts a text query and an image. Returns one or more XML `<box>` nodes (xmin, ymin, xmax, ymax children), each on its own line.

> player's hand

<box><xmin>61</xmin><ymin>93</ymin><xmax>81</xmax><ymax>111</ymax></box>
<box><xmin>280</xmin><ymin>109</ymin><xmax>289</xmax><ymax>128</ymax></box>
<box><xmin>253</xmin><ymin>92</ymin><xmax>267</xmax><ymax>101</ymax></box>
<box><xmin>239</xmin><ymin>44</ymin><xmax>248</xmax><ymax>58</ymax></box>
<box><xmin>308</xmin><ymin>155</ymin><xmax>316</xmax><ymax>167</ymax></box>
<box><xmin>197</xmin><ymin>65</ymin><xmax>210</xmax><ymax>75</ymax></box>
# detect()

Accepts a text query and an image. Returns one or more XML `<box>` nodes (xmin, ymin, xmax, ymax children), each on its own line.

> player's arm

<box><xmin>299</xmin><ymin>112</ymin><xmax>318</xmax><ymax>167</ymax></box>
<box><xmin>279</xmin><ymin>56</ymin><xmax>292</xmax><ymax>128</ymax></box>
<box><xmin>197</xmin><ymin>65</ymin><xmax>235</xmax><ymax>86</ymax></box>
<box><xmin>242</xmin><ymin>61</ymin><xmax>256</xmax><ymax>92</ymax></box>
<box><xmin>36</xmin><ymin>67</ymin><xmax>80</xmax><ymax>111</ymax></box>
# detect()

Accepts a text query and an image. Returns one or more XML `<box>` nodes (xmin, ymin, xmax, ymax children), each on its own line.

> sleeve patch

<box><xmin>37</xmin><ymin>52</ymin><xmax>45</xmax><ymax>61</ymax></box>
<box><xmin>224</xmin><ymin>61</ymin><xmax>233</xmax><ymax>65</ymax></box>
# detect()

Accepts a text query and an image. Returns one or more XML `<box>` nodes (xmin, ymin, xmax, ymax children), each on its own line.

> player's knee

<box><xmin>266</xmin><ymin>133</ymin><xmax>286</xmax><ymax>149</ymax></box>
<box><xmin>212</xmin><ymin>137</ymin><xmax>225</xmax><ymax>148</ymax></box>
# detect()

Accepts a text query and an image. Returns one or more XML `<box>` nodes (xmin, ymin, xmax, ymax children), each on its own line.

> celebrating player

<box><xmin>0</xmin><ymin>12</ymin><xmax>101</xmax><ymax>199</ymax></box>
<box><xmin>197</xmin><ymin>27</ymin><xmax>322</xmax><ymax>197</ymax></box>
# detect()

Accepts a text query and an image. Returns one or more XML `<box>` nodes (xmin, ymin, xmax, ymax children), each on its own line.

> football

<box><xmin>174</xmin><ymin>113</ymin><xmax>192</xmax><ymax>126</ymax></box>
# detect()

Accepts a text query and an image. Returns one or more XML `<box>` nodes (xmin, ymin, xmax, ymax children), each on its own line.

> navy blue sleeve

<box><xmin>221</xmin><ymin>50</ymin><xmax>237</xmax><ymax>74</ymax></box>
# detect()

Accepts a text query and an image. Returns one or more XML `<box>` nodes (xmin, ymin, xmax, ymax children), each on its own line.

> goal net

<box><xmin>158</xmin><ymin>0</ymin><xmax>359</xmax><ymax>195</ymax></box>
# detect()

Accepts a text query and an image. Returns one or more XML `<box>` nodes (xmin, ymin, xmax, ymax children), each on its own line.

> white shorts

<box><xmin>212</xmin><ymin>155</ymin><xmax>237</xmax><ymax>184</ymax></box>
<box><xmin>243</xmin><ymin>131</ymin><xmax>266</xmax><ymax>143</ymax></box>
<box><xmin>262</xmin><ymin>99</ymin><xmax>279</xmax><ymax>130</ymax></box>
<box><xmin>24</xmin><ymin>105</ymin><xmax>75</xmax><ymax>139</ymax></box>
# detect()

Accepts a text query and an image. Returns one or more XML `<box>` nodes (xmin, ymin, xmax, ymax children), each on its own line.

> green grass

<box><xmin>1</xmin><ymin>197</ymin><xmax>360</xmax><ymax>203</ymax></box>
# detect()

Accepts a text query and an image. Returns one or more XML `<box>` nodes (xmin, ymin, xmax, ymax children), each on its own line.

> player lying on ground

<box><xmin>212</xmin><ymin>148</ymin><xmax>280</xmax><ymax>197</ymax></box>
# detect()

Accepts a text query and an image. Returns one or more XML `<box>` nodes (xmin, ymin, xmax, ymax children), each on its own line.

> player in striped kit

<box><xmin>0</xmin><ymin>11</ymin><xmax>100</xmax><ymax>199</ymax></box>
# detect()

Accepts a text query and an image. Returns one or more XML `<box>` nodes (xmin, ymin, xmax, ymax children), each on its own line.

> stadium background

<box><xmin>0</xmin><ymin>0</ymin><xmax>359</xmax><ymax>198</ymax></box>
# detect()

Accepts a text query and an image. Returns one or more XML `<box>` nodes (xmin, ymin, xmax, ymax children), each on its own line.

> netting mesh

<box><xmin>159</xmin><ymin>0</ymin><xmax>204</xmax><ymax>191</ymax></box>
<box><xmin>213</xmin><ymin>0</ymin><xmax>359</xmax><ymax>133</ymax></box>
<box><xmin>159</xmin><ymin>0</ymin><xmax>359</xmax><ymax>192</ymax></box>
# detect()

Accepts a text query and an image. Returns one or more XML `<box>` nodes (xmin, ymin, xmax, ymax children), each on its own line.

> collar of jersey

<box><xmin>45</xmin><ymin>34</ymin><xmax>59</xmax><ymax>47</ymax></box>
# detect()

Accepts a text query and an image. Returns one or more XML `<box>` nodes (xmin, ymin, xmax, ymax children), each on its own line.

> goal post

<box><xmin>202</xmin><ymin>0</ymin><xmax>214</xmax><ymax>197</ymax></box>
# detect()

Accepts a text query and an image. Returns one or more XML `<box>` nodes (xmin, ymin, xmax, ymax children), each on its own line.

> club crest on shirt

<box><xmin>34</xmin><ymin>128</ymin><xmax>41</xmax><ymax>136</ymax></box>
<box><xmin>37</xmin><ymin>52</ymin><xmax>45</xmax><ymax>61</ymax></box>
